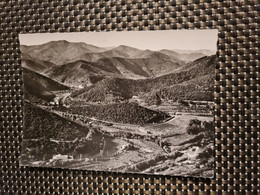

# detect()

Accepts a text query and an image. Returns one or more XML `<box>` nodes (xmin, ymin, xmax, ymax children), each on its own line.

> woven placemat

<box><xmin>0</xmin><ymin>0</ymin><xmax>259</xmax><ymax>194</ymax></box>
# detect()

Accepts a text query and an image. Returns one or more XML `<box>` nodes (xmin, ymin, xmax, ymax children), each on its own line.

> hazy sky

<box><xmin>19</xmin><ymin>30</ymin><xmax>218</xmax><ymax>51</ymax></box>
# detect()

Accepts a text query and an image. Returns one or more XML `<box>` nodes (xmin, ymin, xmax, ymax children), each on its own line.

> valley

<box><xmin>20</xmin><ymin>40</ymin><xmax>215</xmax><ymax>178</ymax></box>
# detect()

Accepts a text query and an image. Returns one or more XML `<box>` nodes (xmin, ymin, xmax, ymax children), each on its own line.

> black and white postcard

<box><xmin>20</xmin><ymin>30</ymin><xmax>217</xmax><ymax>178</ymax></box>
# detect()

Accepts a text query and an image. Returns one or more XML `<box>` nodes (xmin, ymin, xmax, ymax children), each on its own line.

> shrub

<box><xmin>186</xmin><ymin>119</ymin><xmax>213</xmax><ymax>135</ymax></box>
<box><xmin>186</xmin><ymin>119</ymin><xmax>202</xmax><ymax>134</ymax></box>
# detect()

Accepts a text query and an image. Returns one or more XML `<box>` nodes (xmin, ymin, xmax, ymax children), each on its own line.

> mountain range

<box><xmin>21</xmin><ymin>40</ymin><xmax>216</xmax><ymax>105</ymax></box>
<box><xmin>72</xmin><ymin>55</ymin><xmax>216</xmax><ymax>103</ymax></box>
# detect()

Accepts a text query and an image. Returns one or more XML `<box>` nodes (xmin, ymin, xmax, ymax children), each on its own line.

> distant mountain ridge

<box><xmin>21</xmin><ymin>40</ymin><xmax>214</xmax><ymax>85</ymax></box>
<box><xmin>21</xmin><ymin>40</ymin><xmax>211</xmax><ymax>65</ymax></box>
<box><xmin>20</xmin><ymin>40</ymin><xmax>108</xmax><ymax>66</ymax></box>
<box><xmin>174</xmin><ymin>49</ymin><xmax>216</xmax><ymax>56</ymax></box>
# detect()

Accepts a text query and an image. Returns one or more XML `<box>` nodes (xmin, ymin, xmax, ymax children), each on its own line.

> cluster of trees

<box><xmin>23</xmin><ymin>118</ymin><xmax>104</xmax><ymax>162</ymax></box>
<box><xmin>73</xmin><ymin>132</ymin><xmax>104</xmax><ymax>159</ymax></box>
<box><xmin>23</xmin><ymin>67</ymin><xmax>69</xmax><ymax>91</ymax></box>
<box><xmin>24</xmin><ymin>89</ymin><xmax>49</xmax><ymax>104</ymax></box>
<box><xmin>57</xmin><ymin>102</ymin><xmax>169</xmax><ymax>125</ymax></box>
<box><xmin>144</xmin><ymin>73</ymin><xmax>214</xmax><ymax>105</ymax></box>
<box><xmin>72</xmin><ymin>77</ymin><xmax>132</xmax><ymax>102</ymax></box>
<box><xmin>23</xmin><ymin>135</ymin><xmax>103</xmax><ymax>162</ymax></box>
<box><xmin>24</xmin><ymin>102</ymin><xmax>90</xmax><ymax>140</ymax></box>
<box><xmin>89</xmin><ymin>75</ymin><xmax>105</xmax><ymax>84</ymax></box>
<box><xmin>186</xmin><ymin>119</ymin><xmax>213</xmax><ymax>135</ymax></box>
<box><xmin>23</xmin><ymin>139</ymin><xmax>71</xmax><ymax>161</ymax></box>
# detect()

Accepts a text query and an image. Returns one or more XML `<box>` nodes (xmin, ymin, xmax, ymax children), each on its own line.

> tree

<box><xmin>186</xmin><ymin>119</ymin><xmax>202</xmax><ymax>135</ymax></box>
